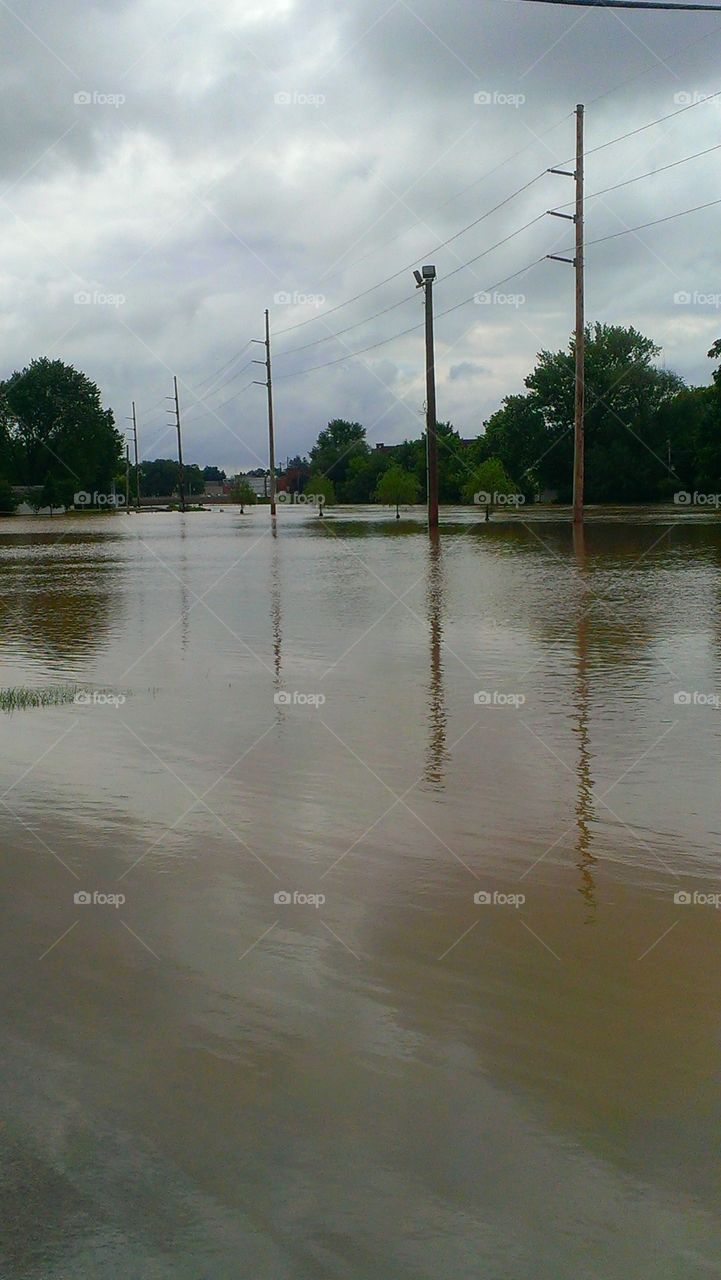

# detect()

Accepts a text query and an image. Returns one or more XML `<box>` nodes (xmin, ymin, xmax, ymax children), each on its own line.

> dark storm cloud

<box><xmin>2</xmin><ymin>0</ymin><xmax>721</xmax><ymax>468</ymax></box>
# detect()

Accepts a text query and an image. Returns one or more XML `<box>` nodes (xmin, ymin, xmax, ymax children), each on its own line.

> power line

<box><xmin>585</xmin><ymin>194</ymin><xmax>721</xmax><ymax>245</ymax></box>
<box><xmin>552</xmin><ymin>139</ymin><xmax>721</xmax><ymax>208</ymax></box>
<box><xmin>275</xmin><ymin>256</ymin><xmax>547</xmax><ymax>380</ymax></box>
<box><xmin>275</xmin><ymin>212</ymin><xmax>548</xmax><ymax>361</ymax></box>
<box><xmin>273</xmin><ymin>171</ymin><xmax>549</xmax><ymax>341</ymax></box>
<box><xmin>517</xmin><ymin>0</ymin><xmax>721</xmax><ymax>10</ymax></box>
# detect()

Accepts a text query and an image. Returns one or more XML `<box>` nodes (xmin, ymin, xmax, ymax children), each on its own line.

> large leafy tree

<box><xmin>308</xmin><ymin>420</ymin><xmax>368</xmax><ymax>487</ymax></box>
<box><xmin>525</xmin><ymin>324</ymin><xmax>683</xmax><ymax>502</ymax></box>
<box><xmin>3</xmin><ymin>358</ymin><xmax>122</xmax><ymax>503</ymax></box>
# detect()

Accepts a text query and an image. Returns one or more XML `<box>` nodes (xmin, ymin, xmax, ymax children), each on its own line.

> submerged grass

<box><xmin>0</xmin><ymin>685</ymin><xmax>83</xmax><ymax>713</ymax></box>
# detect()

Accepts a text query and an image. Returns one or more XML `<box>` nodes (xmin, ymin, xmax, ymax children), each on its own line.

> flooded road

<box><xmin>2</xmin><ymin>506</ymin><xmax>721</xmax><ymax>1279</ymax></box>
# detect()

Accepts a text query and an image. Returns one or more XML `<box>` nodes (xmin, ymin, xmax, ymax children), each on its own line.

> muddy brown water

<box><xmin>2</xmin><ymin>506</ymin><xmax>721</xmax><ymax>1279</ymax></box>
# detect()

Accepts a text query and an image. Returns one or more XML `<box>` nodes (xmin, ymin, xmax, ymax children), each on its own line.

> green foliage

<box><xmin>140</xmin><ymin>458</ymin><xmax>179</xmax><ymax>497</ymax></box>
<box><xmin>374</xmin><ymin>464</ymin><xmax>420</xmax><ymax>516</ymax></box>
<box><xmin>308</xmin><ymin>420</ymin><xmax>367</xmax><ymax>487</ymax></box>
<box><xmin>462</xmin><ymin>457</ymin><xmax>515</xmax><ymax>512</ymax></box>
<box><xmin>230</xmin><ymin>477</ymin><xmax>257</xmax><ymax>511</ymax></box>
<box><xmin>306</xmin><ymin>473</ymin><xmax>335</xmax><ymax>513</ymax></box>
<box><xmin>3</xmin><ymin>358</ymin><xmax>122</xmax><ymax>498</ymax></box>
<box><xmin>0</xmin><ymin>477</ymin><xmax>17</xmax><ymax>515</ymax></box>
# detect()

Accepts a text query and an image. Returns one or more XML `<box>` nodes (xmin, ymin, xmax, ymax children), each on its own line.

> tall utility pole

<box><xmin>547</xmin><ymin>103</ymin><xmax>585</xmax><ymax>524</ymax></box>
<box><xmin>252</xmin><ymin>311</ymin><xmax>277</xmax><ymax>517</ymax></box>
<box><xmin>169</xmin><ymin>375</ymin><xmax>186</xmax><ymax>512</ymax></box>
<box><xmin>125</xmin><ymin>443</ymin><xmax>130</xmax><ymax>513</ymax></box>
<box><xmin>413</xmin><ymin>265</ymin><xmax>439</xmax><ymax>531</ymax></box>
<box><xmin>131</xmin><ymin>400</ymin><xmax>141</xmax><ymax>512</ymax></box>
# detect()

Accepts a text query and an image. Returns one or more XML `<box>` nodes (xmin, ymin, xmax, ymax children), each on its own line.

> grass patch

<box><xmin>0</xmin><ymin>685</ymin><xmax>83</xmax><ymax>713</ymax></box>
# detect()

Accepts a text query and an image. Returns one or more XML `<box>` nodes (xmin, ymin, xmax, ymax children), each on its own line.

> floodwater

<box><xmin>2</xmin><ymin>505</ymin><xmax>721</xmax><ymax>1279</ymax></box>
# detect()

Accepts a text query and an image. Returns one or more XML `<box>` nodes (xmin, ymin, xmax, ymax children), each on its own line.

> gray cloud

<box><xmin>2</xmin><ymin>0</ymin><xmax>721</xmax><ymax>468</ymax></box>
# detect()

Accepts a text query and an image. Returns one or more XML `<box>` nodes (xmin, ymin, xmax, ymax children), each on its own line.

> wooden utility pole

<box><xmin>125</xmin><ymin>443</ymin><xmax>130</xmax><ymax>513</ymax></box>
<box><xmin>171</xmin><ymin>375</ymin><xmax>186</xmax><ymax>512</ymax></box>
<box><xmin>414</xmin><ymin>265</ymin><xmax>438</xmax><ymax>531</ymax></box>
<box><xmin>573</xmin><ymin>105</ymin><xmax>585</xmax><ymax>525</ymax></box>
<box><xmin>131</xmin><ymin>400</ymin><xmax>141</xmax><ymax>512</ymax></box>
<box><xmin>252</xmin><ymin>312</ymin><xmax>277</xmax><ymax>516</ymax></box>
<box><xmin>547</xmin><ymin>103</ymin><xmax>585</xmax><ymax>523</ymax></box>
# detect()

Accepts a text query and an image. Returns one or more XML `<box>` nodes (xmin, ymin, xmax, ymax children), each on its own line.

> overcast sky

<box><xmin>2</xmin><ymin>0</ymin><xmax>721</xmax><ymax>471</ymax></box>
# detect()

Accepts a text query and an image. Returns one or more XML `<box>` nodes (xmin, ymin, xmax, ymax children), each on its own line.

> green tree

<box><xmin>3</xmin><ymin>358</ymin><xmax>122</xmax><ymax>499</ymax></box>
<box><xmin>306</xmin><ymin>473</ymin><xmax>335</xmax><ymax>515</ymax></box>
<box><xmin>140</xmin><ymin>458</ymin><xmax>179</xmax><ymax>497</ymax></box>
<box><xmin>230</xmin><ymin>477</ymin><xmax>256</xmax><ymax>512</ymax></box>
<box><xmin>308</xmin><ymin>420</ymin><xmax>367</xmax><ymax>487</ymax></box>
<box><xmin>463</xmin><ymin>457</ymin><xmax>516</xmax><ymax>520</ymax></box>
<box><xmin>340</xmin><ymin>449</ymin><xmax>392</xmax><ymax>502</ymax></box>
<box><xmin>478</xmin><ymin>395</ymin><xmax>547</xmax><ymax>500</ymax></box>
<box><xmin>526</xmin><ymin>324</ymin><xmax>683</xmax><ymax>501</ymax></box>
<box><xmin>0</xmin><ymin>478</ymin><xmax>17</xmax><ymax>515</ymax></box>
<box><xmin>374</xmin><ymin>464</ymin><xmax>420</xmax><ymax>517</ymax></box>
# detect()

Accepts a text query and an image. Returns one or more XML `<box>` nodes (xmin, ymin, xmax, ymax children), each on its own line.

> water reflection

<box><xmin>573</xmin><ymin>524</ymin><xmax>597</xmax><ymax>922</ymax></box>
<box><xmin>270</xmin><ymin>537</ymin><xmax>282</xmax><ymax>696</ymax></box>
<box><xmin>424</xmin><ymin>531</ymin><xmax>447</xmax><ymax>789</ymax></box>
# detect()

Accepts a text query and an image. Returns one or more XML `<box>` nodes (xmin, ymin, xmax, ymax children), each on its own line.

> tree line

<box><xmin>2</xmin><ymin>325</ymin><xmax>720</xmax><ymax>514</ymax></box>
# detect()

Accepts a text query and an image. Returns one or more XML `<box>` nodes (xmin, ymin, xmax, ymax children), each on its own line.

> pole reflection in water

<box><xmin>270</xmin><ymin>533</ymin><xmax>282</xmax><ymax>699</ymax></box>
<box><xmin>424</xmin><ymin>529</ymin><xmax>448</xmax><ymax>789</ymax></box>
<box><xmin>179</xmin><ymin>522</ymin><xmax>190</xmax><ymax>654</ymax></box>
<box><xmin>573</xmin><ymin>522</ymin><xmax>597</xmax><ymax>921</ymax></box>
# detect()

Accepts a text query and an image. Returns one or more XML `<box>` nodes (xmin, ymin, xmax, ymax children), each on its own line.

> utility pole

<box><xmin>252</xmin><ymin>311</ymin><xmax>277</xmax><ymax>517</ymax></box>
<box><xmin>413</xmin><ymin>265</ymin><xmax>439</xmax><ymax>531</ymax></box>
<box><xmin>168</xmin><ymin>376</ymin><xmax>186</xmax><ymax>512</ymax></box>
<box><xmin>131</xmin><ymin>400</ymin><xmax>141</xmax><ymax>512</ymax></box>
<box><xmin>125</xmin><ymin>443</ymin><xmax>130</xmax><ymax>513</ymax></box>
<box><xmin>547</xmin><ymin>103</ymin><xmax>585</xmax><ymax>524</ymax></box>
